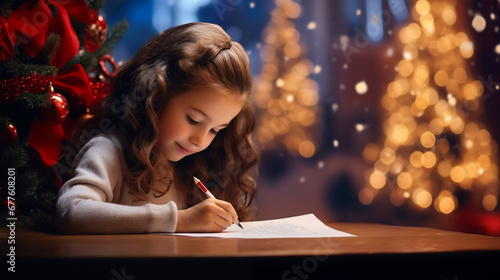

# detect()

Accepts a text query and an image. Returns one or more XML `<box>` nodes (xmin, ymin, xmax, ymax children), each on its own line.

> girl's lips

<box><xmin>176</xmin><ymin>143</ymin><xmax>193</xmax><ymax>155</ymax></box>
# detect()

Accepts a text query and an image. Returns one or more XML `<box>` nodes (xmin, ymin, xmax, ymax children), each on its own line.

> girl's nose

<box><xmin>188</xmin><ymin>130</ymin><xmax>206</xmax><ymax>148</ymax></box>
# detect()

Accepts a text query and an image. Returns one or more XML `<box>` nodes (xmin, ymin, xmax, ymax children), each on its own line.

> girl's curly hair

<box><xmin>68</xmin><ymin>22</ymin><xmax>258</xmax><ymax>220</ymax></box>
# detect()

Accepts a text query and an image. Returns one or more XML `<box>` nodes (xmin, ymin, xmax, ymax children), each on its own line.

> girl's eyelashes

<box><xmin>186</xmin><ymin>115</ymin><xmax>199</xmax><ymax>124</ymax></box>
<box><xmin>187</xmin><ymin>114</ymin><xmax>218</xmax><ymax>135</ymax></box>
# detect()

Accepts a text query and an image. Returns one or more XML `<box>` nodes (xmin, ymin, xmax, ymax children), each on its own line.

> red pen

<box><xmin>193</xmin><ymin>176</ymin><xmax>243</xmax><ymax>229</ymax></box>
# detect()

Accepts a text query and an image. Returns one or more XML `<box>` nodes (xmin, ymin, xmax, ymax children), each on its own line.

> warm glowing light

<box><xmin>391</xmin><ymin>124</ymin><xmax>410</xmax><ymax>145</ymax></box>
<box><xmin>436</xmin><ymin>193</ymin><xmax>456</xmax><ymax>214</ymax></box>
<box><xmin>313</xmin><ymin>65</ymin><xmax>322</xmax><ymax>74</ymax></box>
<box><xmin>283</xmin><ymin>1</ymin><xmax>301</xmax><ymax>19</ymax></box>
<box><xmin>472</xmin><ymin>14</ymin><xmax>487</xmax><ymax>32</ymax></box>
<box><xmin>413</xmin><ymin>65</ymin><xmax>430</xmax><ymax>85</ymax></box>
<box><xmin>483</xmin><ymin>194</ymin><xmax>498</xmax><ymax>211</ymax></box>
<box><xmin>429</xmin><ymin>118</ymin><xmax>444</xmax><ymax>134</ymax></box>
<box><xmin>356</xmin><ymin>123</ymin><xmax>366</xmax><ymax>132</ymax></box>
<box><xmin>453</xmin><ymin>68</ymin><xmax>467</xmax><ymax>84</ymax></box>
<box><xmin>307</xmin><ymin>21</ymin><xmax>317</xmax><ymax>30</ymax></box>
<box><xmin>459</xmin><ymin>41</ymin><xmax>474</xmax><ymax>58</ymax></box>
<box><xmin>397</xmin><ymin>172</ymin><xmax>413</xmax><ymax>189</ymax></box>
<box><xmin>478</xmin><ymin>129</ymin><xmax>491</xmax><ymax>144</ymax></box>
<box><xmin>403</xmin><ymin>44</ymin><xmax>418</xmax><ymax>60</ymax></box>
<box><xmin>421</xmin><ymin>151</ymin><xmax>437</xmax><ymax>168</ymax></box>
<box><xmin>355</xmin><ymin>80</ymin><xmax>368</xmax><ymax>95</ymax></box>
<box><xmin>415</xmin><ymin>0</ymin><xmax>430</xmax><ymax>15</ymax></box>
<box><xmin>398</xmin><ymin>59</ymin><xmax>414</xmax><ymax>77</ymax></box>
<box><xmin>413</xmin><ymin>188</ymin><xmax>432</xmax><ymax>208</ymax></box>
<box><xmin>284</xmin><ymin>43</ymin><xmax>301</xmax><ymax>58</ymax></box>
<box><xmin>298</xmin><ymin>140</ymin><xmax>315</xmax><ymax>158</ymax></box>
<box><xmin>406</xmin><ymin>23</ymin><xmax>422</xmax><ymax>40</ymax></box>
<box><xmin>410</xmin><ymin>151</ymin><xmax>423</xmax><ymax>168</ymax></box>
<box><xmin>450</xmin><ymin>166</ymin><xmax>466</xmax><ymax>183</ymax></box>
<box><xmin>420</xmin><ymin>131</ymin><xmax>436</xmax><ymax>148</ymax></box>
<box><xmin>276</xmin><ymin>78</ymin><xmax>284</xmax><ymax>88</ymax></box>
<box><xmin>450</xmin><ymin>117</ymin><xmax>464</xmax><ymax>134</ymax></box>
<box><xmin>477</xmin><ymin>155</ymin><xmax>491</xmax><ymax>170</ymax></box>
<box><xmin>434</xmin><ymin>70</ymin><xmax>448</xmax><ymax>87</ymax></box>
<box><xmin>442</xmin><ymin>7</ymin><xmax>456</xmax><ymax>25</ymax></box>
<box><xmin>370</xmin><ymin>171</ymin><xmax>386</xmax><ymax>189</ymax></box>
<box><xmin>380</xmin><ymin>148</ymin><xmax>396</xmax><ymax>165</ymax></box>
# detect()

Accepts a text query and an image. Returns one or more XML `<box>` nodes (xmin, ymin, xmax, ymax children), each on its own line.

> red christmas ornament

<box><xmin>84</xmin><ymin>15</ymin><xmax>108</xmax><ymax>53</ymax></box>
<box><xmin>39</xmin><ymin>92</ymin><xmax>70</xmax><ymax>126</ymax></box>
<box><xmin>0</xmin><ymin>123</ymin><xmax>18</xmax><ymax>143</ymax></box>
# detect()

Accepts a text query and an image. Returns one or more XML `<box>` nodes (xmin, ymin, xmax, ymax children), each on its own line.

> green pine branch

<box><xmin>61</xmin><ymin>19</ymin><xmax>128</xmax><ymax>73</ymax></box>
<box><xmin>15</xmin><ymin>92</ymin><xmax>50</xmax><ymax>110</ymax></box>
<box><xmin>0</xmin><ymin>58</ymin><xmax>58</xmax><ymax>79</ymax></box>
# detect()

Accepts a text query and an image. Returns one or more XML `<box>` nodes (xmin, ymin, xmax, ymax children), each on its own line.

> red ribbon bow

<box><xmin>28</xmin><ymin>64</ymin><xmax>93</xmax><ymax>167</ymax></box>
<box><xmin>8</xmin><ymin>0</ymin><xmax>95</xmax><ymax>69</ymax></box>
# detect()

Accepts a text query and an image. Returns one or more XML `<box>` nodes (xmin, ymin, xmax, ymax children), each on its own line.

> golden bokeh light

<box><xmin>298</xmin><ymin>140</ymin><xmax>315</xmax><ymax>158</ymax></box>
<box><xmin>415</xmin><ymin>0</ymin><xmax>430</xmax><ymax>15</ymax></box>
<box><xmin>413</xmin><ymin>188</ymin><xmax>433</xmax><ymax>208</ymax></box>
<box><xmin>450</xmin><ymin>166</ymin><xmax>465</xmax><ymax>183</ymax></box>
<box><xmin>483</xmin><ymin>194</ymin><xmax>498</xmax><ymax>211</ymax></box>
<box><xmin>420</xmin><ymin>131</ymin><xmax>436</xmax><ymax>148</ymax></box>
<box><xmin>370</xmin><ymin>171</ymin><xmax>387</xmax><ymax>189</ymax></box>
<box><xmin>397</xmin><ymin>172</ymin><xmax>413</xmax><ymax>189</ymax></box>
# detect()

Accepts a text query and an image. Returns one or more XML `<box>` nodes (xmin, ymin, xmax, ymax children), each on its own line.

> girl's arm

<box><xmin>57</xmin><ymin>184</ymin><xmax>178</xmax><ymax>234</ymax></box>
<box><xmin>56</xmin><ymin>135</ymin><xmax>177</xmax><ymax>234</ymax></box>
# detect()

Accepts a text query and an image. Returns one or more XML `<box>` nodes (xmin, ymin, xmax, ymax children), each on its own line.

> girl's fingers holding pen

<box><xmin>211</xmin><ymin>198</ymin><xmax>240</xmax><ymax>225</ymax></box>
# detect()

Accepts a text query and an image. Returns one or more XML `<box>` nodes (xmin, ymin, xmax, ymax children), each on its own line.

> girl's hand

<box><xmin>175</xmin><ymin>198</ymin><xmax>240</xmax><ymax>232</ymax></box>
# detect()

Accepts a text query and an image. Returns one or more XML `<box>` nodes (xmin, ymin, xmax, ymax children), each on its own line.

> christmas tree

<box><xmin>253</xmin><ymin>0</ymin><xmax>320</xmax><ymax>158</ymax></box>
<box><xmin>0</xmin><ymin>0</ymin><xmax>127</xmax><ymax>230</ymax></box>
<box><xmin>362</xmin><ymin>0</ymin><xmax>498</xmax><ymax>215</ymax></box>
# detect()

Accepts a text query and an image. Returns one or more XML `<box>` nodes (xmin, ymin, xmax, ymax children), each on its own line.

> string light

<box><xmin>254</xmin><ymin>0</ymin><xmax>319</xmax><ymax>158</ymax></box>
<box><xmin>363</xmin><ymin>0</ymin><xmax>499</xmax><ymax>213</ymax></box>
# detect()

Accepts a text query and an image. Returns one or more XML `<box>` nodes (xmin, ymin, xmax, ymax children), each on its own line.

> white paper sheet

<box><xmin>161</xmin><ymin>213</ymin><xmax>356</xmax><ymax>239</ymax></box>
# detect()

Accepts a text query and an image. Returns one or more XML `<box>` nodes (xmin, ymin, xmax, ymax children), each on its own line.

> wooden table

<box><xmin>2</xmin><ymin>223</ymin><xmax>500</xmax><ymax>279</ymax></box>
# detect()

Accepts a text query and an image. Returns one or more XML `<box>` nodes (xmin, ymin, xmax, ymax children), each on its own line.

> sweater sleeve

<box><xmin>56</xmin><ymin>135</ymin><xmax>178</xmax><ymax>234</ymax></box>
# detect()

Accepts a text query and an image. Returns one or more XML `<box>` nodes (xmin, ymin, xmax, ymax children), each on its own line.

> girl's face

<box><xmin>157</xmin><ymin>88</ymin><xmax>244</xmax><ymax>162</ymax></box>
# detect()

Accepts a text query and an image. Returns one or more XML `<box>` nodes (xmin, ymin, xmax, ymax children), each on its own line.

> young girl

<box><xmin>56</xmin><ymin>22</ymin><xmax>259</xmax><ymax>234</ymax></box>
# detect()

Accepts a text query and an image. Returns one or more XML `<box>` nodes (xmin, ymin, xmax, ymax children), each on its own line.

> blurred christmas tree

<box><xmin>253</xmin><ymin>0</ymin><xmax>320</xmax><ymax>158</ymax></box>
<box><xmin>362</xmin><ymin>0</ymin><xmax>499</xmax><ymax>217</ymax></box>
<box><xmin>0</xmin><ymin>0</ymin><xmax>127</xmax><ymax>230</ymax></box>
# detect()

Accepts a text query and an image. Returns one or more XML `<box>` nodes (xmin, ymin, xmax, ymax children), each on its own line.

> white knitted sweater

<box><xmin>56</xmin><ymin>134</ymin><xmax>183</xmax><ymax>234</ymax></box>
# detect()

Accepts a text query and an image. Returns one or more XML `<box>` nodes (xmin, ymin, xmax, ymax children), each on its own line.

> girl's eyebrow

<box><xmin>190</xmin><ymin>106</ymin><xmax>229</xmax><ymax>127</ymax></box>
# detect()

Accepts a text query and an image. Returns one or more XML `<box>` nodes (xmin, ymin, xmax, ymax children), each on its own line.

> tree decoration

<box><xmin>39</xmin><ymin>90</ymin><xmax>69</xmax><ymax>126</ymax></box>
<box><xmin>84</xmin><ymin>15</ymin><xmax>108</xmax><ymax>53</ymax></box>
<box><xmin>0</xmin><ymin>0</ymin><xmax>127</xmax><ymax>230</ymax></box>
<box><xmin>0</xmin><ymin>122</ymin><xmax>17</xmax><ymax>143</ymax></box>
